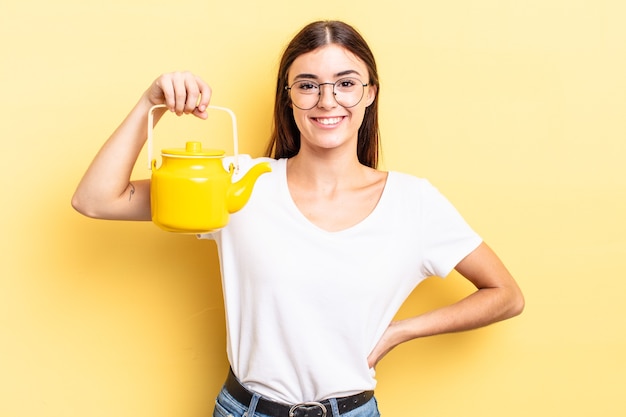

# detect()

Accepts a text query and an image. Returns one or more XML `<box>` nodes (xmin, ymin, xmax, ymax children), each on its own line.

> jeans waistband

<box><xmin>224</xmin><ymin>368</ymin><xmax>374</xmax><ymax>417</ymax></box>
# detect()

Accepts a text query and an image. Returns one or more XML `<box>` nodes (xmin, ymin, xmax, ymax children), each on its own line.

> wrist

<box><xmin>392</xmin><ymin>316</ymin><xmax>427</xmax><ymax>344</ymax></box>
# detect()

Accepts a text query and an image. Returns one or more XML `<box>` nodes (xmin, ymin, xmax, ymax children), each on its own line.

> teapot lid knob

<box><xmin>186</xmin><ymin>142</ymin><xmax>203</xmax><ymax>152</ymax></box>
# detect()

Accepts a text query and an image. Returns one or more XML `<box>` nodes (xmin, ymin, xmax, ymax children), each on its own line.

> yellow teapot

<box><xmin>147</xmin><ymin>104</ymin><xmax>271</xmax><ymax>233</ymax></box>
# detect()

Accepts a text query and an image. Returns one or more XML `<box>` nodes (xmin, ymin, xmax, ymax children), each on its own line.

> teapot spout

<box><xmin>227</xmin><ymin>161</ymin><xmax>272</xmax><ymax>213</ymax></box>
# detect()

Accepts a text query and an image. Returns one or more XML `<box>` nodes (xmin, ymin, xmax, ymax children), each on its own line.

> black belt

<box><xmin>224</xmin><ymin>368</ymin><xmax>374</xmax><ymax>417</ymax></box>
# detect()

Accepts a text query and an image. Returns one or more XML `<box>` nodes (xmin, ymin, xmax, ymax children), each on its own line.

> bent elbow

<box><xmin>71</xmin><ymin>193</ymin><xmax>90</xmax><ymax>217</ymax></box>
<box><xmin>508</xmin><ymin>287</ymin><xmax>525</xmax><ymax>318</ymax></box>
<box><xmin>71</xmin><ymin>192</ymin><xmax>101</xmax><ymax>219</ymax></box>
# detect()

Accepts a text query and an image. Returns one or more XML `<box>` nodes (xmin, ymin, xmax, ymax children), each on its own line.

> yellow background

<box><xmin>1</xmin><ymin>0</ymin><xmax>625</xmax><ymax>416</ymax></box>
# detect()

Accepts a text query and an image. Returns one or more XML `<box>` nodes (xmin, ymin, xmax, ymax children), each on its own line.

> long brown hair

<box><xmin>265</xmin><ymin>21</ymin><xmax>381</xmax><ymax>168</ymax></box>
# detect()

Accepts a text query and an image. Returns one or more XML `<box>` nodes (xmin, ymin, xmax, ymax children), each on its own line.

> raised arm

<box><xmin>71</xmin><ymin>72</ymin><xmax>212</xmax><ymax>220</ymax></box>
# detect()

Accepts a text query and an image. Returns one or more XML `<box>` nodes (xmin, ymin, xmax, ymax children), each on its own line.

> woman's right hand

<box><xmin>145</xmin><ymin>71</ymin><xmax>212</xmax><ymax>119</ymax></box>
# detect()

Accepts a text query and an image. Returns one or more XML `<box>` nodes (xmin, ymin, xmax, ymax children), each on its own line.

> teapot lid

<box><xmin>161</xmin><ymin>141</ymin><xmax>225</xmax><ymax>157</ymax></box>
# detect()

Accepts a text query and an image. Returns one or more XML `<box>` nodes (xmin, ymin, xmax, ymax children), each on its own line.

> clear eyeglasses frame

<box><xmin>285</xmin><ymin>77</ymin><xmax>369</xmax><ymax>110</ymax></box>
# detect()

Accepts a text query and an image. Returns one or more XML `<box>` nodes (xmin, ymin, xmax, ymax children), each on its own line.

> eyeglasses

<box><xmin>285</xmin><ymin>77</ymin><xmax>369</xmax><ymax>110</ymax></box>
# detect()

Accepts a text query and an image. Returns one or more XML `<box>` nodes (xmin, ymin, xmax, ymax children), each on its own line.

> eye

<box><xmin>336</xmin><ymin>78</ymin><xmax>358</xmax><ymax>91</ymax></box>
<box><xmin>294</xmin><ymin>81</ymin><xmax>319</xmax><ymax>93</ymax></box>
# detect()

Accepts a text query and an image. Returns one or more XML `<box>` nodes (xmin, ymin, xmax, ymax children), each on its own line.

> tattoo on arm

<box><xmin>128</xmin><ymin>183</ymin><xmax>136</xmax><ymax>202</ymax></box>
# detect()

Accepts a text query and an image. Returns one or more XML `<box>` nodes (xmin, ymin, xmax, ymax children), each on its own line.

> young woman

<box><xmin>73</xmin><ymin>20</ymin><xmax>524</xmax><ymax>417</ymax></box>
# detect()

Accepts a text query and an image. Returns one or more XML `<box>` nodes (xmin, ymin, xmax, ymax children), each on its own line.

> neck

<box><xmin>287</xmin><ymin>150</ymin><xmax>368</xmax><ymax>190</ymax></box>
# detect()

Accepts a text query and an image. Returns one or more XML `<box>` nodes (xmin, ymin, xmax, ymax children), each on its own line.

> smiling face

<box><xmin>287</xmin><ymin>44</ymin><xmax>377</xmax><ymax>157</ymax></box>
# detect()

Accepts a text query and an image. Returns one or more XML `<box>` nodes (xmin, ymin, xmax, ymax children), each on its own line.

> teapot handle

<box><xmin>147</xmin><ymin>104</ymin><xmax>240</xmax><ymax>172</ymax></box>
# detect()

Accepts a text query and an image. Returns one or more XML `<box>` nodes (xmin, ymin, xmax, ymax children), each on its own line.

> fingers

<box><xmin>154</xmin><ymin>71</ymin><xmax>212</xmax><ymax>118</ymax></box>
<box><xmin>193</xmin><ymin>74</ymin><xmax>211</xmax><ymax>119</ymax></box>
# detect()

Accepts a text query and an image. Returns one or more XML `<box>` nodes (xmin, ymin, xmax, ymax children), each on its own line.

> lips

<box><xmin>312</xmin><ymin>116</ymin><xmax>344</xmax><ymax>126</ymax></box>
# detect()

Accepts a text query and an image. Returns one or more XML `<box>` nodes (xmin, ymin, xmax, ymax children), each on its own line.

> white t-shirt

<box><xmin>199</xmin><ymin>156</ymin><xmax>482</xmax><ymax>404</ymax></box>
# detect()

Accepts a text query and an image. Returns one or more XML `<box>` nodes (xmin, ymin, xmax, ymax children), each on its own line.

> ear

<box><xmin>365</xmin><ymin>85</ymin><xmax>377</xmax><ymax>107</ymax></box>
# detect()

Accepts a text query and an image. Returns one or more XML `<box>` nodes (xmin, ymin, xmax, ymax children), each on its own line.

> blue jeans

<box><xmin>213</xmin><ymin>386</ymin><xmax>381</xmax><ymax>417</ymax></box>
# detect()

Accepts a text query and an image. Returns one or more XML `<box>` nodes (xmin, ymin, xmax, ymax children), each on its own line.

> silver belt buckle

<box><xmin>289</xmin><ymin>401</ymin><xmax>327</xmax><ymax>417</ymax></box>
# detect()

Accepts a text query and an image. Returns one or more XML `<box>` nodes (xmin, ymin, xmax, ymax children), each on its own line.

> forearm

<box><xmin>368</xmin><ymin>285</ymin><xmax>522</xmax><ymax>368</ymax></box>
<box><xmin>393</xmin><ymin>285</ymin><xmax>523</xmax><ymax>342</ymax></box>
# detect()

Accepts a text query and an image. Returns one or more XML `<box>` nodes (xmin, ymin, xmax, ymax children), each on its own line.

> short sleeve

<box><xmin>419</xmin><ymin>181</ymin><xmax>482</xmax><ymax>278</ymax></box>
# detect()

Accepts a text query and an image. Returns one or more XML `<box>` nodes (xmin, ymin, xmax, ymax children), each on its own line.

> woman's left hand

<box><xmin>367</xmin><ymin>322</ymin><xmax>401</xmax><ymax>368</ymax></box>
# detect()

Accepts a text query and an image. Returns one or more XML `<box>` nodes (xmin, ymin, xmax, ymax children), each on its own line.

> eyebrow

<box><xmin>293</xmin><ymin>69</ymin><xmax>363</xmax><ymax>81</ymax></box>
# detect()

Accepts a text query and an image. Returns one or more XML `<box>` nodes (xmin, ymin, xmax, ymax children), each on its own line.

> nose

<box><xmin>317</xmin><ymin>83</ymin><xmax>337</xmax><ymax>108</ymax></box>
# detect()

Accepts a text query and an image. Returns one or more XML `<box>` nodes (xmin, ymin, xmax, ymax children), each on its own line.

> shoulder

<box><xmin>386</xmin><ymin>170</ymin><xmax>438</xmax><ymax>196</ymax></box>
<box><xmin>383</xmin><ymin>171</ymin><xmax>461</xmax><ymax>215</ymax></box>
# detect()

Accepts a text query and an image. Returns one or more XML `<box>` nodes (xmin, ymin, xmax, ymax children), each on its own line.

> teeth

<box><xmin>317</xmin><ymin>117</ymin><xmax>342</xmax><ymax>125</ymax></box>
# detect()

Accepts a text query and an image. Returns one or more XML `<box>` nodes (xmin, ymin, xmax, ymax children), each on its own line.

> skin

<box><xmin>72</xmin><ymin>45</ymin><xmax>524</xmax><ymax>373</ymax></box>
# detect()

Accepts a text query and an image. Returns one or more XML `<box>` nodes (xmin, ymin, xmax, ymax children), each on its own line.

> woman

<box><xmin>73</xmin><ymin>20</ymin><xmax>524</xmax><ymax>417</ymax></box>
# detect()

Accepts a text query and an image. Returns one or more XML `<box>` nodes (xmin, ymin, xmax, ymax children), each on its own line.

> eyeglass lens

<box><xmin>287</xmin><ymin>78</ymin><xmax>366</xmax><ymax>110</ymax></box>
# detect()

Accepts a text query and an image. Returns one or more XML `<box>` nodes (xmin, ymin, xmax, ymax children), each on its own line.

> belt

<box><xmin>224</xmin><ymin>368</ymin><xmax>374</xmax><ymax>417</ymax></box>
